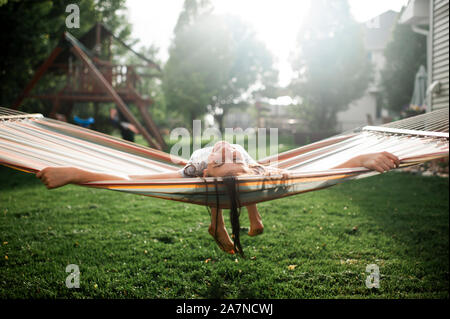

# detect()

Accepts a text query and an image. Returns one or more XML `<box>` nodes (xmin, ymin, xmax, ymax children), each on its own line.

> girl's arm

<box><xmin>37</xmin><ymin>167</ymin><xmax>182</xmax><ymax>189</ymax></box>
<box><xmin>36</xmin><ymin>167</ymin><xmax>128</xmax><ymax>189</ymax></box>
<box><xmin>333</xmin><ymin>152</ymin><xmax>400</xmax><ymax>173</ymax></box>
<box><xmin>255</xmin><ymin>152</ymin><xmax>399</xmax><ymax>179</ymax></box>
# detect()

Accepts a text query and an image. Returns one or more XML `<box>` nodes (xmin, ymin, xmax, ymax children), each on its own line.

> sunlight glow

<box><xmin>127</xmin><ymin>0</ymin><xmax>408</xmax><ymax>86</ymax></box>
<box><xmin>213</xmin><ymin>0</ymin><xmax>310</xmax><ymax>86</ymax></box>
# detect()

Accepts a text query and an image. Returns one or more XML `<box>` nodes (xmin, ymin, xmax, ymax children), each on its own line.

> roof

<box><xmin>399</xmin><ymin>0</ymin><xmax>430</xmax><ymax>25</ymax></box>
<box><xmin>51</xmin><ymin>23</ymin><xmax>161</xmax><ymax>71</ymax></box>
<box><xmin>363</xmin><ymin>10</ymin><xmax>400</xmax><ymax>51</ymax></box>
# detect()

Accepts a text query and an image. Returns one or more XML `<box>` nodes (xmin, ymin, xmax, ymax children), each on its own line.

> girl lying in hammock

<box><xmin>36</xmin><ymin>141</ymin><xmax>400</xmax><ymax>255</ymax></box>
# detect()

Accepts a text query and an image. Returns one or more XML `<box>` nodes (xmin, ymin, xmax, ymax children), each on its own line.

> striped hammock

<box><xmin>0</xmin><ymin>107</ymin><xmax>448</xmax><ymax>208</ymax></box>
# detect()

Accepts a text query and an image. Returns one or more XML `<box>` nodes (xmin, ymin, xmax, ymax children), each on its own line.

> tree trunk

<box><xmin>215</xmin><ymin>111</ymin><xmax>226</xmax><ymax>134</ymax></box>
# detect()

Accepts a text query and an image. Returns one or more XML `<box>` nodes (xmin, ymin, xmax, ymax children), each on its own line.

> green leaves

<box><xmin>0</xmin><ymin>0</ymin><xmax>132</xmax><ymax>105</ymax></box>
<box><xmin>164</xmin><ymin>5</ymin><xmax>277</xmax><ymax>130</ymax></box>
<box><xmin>380</xmin><ymin>13</ymin><xmax>427</xmax><ymax>114</ymax></box>
<box><xmin>290</xmin><ymin>0</ymin><xmax>372</xmax><ymax>133</ymax></box>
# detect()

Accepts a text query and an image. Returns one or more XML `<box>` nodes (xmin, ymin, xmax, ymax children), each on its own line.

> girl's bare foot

<box><xmin>247</xmin><ymin>204</ymin><xmax>264</xmax><ymax>236</ymax></box>
<box><xmin>208</xmin><ymin>225</ymin><xmax>235</xmax><ymax>254</ymax></box>
<box><xmin>248</xmin><ymin>225</ymin><xmax>264</xmax><ymax>237</ymax></box>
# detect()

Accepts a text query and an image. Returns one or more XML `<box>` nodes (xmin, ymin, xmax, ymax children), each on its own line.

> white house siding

<box><xmin>430</xmin><ymin>0</ymin><xmax>449</xmax><ymax>110</ymax></box>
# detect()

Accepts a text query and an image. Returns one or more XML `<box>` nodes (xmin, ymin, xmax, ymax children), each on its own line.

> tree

<box><xmin>379</xmin><ymin>13</ymin><xmax>427</xmax><ymax>114</ymax></box>
<box><xmin>164</xmin><ymin>1</ymin><xmax>277</xmax><ymax>131</ymax></box>
<box><xmin>290</xmin><ymin>0</ymin><xmax>372</xmax><ymax>133</ymax></box>
<box><xmin>173</xmin><ymin>0</ymin><xmax>213</xmax><ymax>35</ymax></box>
<box><xmin>0</xmin><ymin>0</ymin><xmax>132</xmax><ymax>109</ymax></box>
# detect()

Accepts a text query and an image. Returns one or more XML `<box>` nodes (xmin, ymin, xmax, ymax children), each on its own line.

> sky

<box><xmin>126</xmin><ymin>0</ymin><xmax>408</xmax><ymax>86</ymax></box>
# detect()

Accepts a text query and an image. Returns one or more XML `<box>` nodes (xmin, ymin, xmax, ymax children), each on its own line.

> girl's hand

<box><xmin>36</xmin><ymin>167</ymin><xmax>77</xmax><ymax>189</ymax></box>
<box><xmin>358</xmin><ymin>152</ymin><xmax>400</xmax><ymax>173</ymax></box>
<box><xmin>265</xmin><ymin>166</ymin><xmax>290</xmax><ymax>179</ymax></box>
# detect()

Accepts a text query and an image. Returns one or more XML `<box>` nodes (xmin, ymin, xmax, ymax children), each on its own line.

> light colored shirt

<box><xmin>181</xmin><ymin>144</ymin><xmax>257</xmax><ymax>177</ymax></box>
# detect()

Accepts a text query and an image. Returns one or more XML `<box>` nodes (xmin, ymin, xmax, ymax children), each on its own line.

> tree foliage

<box><xmin>379</xmin><ymin>15</ymin><xmax>427</xmax><ymax>114</ymax></box>
<box><xmin>0</xmin><ymin>0</ymin><xmax>131</xmax><ymax>109</ymax></box>
<box><xmin>164</xmin><ymin>0</ymin><xmax>277</xmax><ymax>131</ymax></box>
<box><xmin>173</xmin><ymin>0</ymin><xmax>214</xmax><ymax>35</ymax></box>
<box><xmin>290</xmin><ymin>0</ymin><xmax>372</xmax><ymax>133</ymax></box>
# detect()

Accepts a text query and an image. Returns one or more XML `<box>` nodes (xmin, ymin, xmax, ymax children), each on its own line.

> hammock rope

<box><xmin>0</xmin><ymin>107</ymin><xmax>448</xmax><ymax>208</ymax></box>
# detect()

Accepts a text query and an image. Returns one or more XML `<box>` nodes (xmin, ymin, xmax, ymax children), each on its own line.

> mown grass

<box><xmin>0</xmin><ymin>166</ymin><xmax>448</xmax><ymax>299</ymax></box>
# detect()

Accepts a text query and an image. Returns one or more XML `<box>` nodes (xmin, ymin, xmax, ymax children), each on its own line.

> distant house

<box><xmin>399</xmin><ymin>0</ymin><xmax>449</xmax><ymax>112</ymax></box>
<box><xmin>336</xmin><ymin>10</ymin><xmax>399</xmax><ymax>132</ymax></box>
<box><xmin>224</xmin><ymin>111</ymin><xmax>253</xmax><ymax>129</ymax></box>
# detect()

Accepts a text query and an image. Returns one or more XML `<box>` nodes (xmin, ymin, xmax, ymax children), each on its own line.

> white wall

<box><xmin>337</xmin><ymin>93</ymin><xmax>378</xmax><ymax>132</ymax></box>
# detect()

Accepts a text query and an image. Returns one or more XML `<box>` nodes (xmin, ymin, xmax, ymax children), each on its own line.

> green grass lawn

<box><xmin>0</xmin><ymin>166</ymin><xmax>448</xmax><ymax>299</ymax></box>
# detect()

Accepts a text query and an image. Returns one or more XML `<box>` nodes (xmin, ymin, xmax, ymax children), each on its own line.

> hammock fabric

<box><xmin>0</xmin><ymin>107</ymin><xmax>448</xmax><ymax>209</ymax></box>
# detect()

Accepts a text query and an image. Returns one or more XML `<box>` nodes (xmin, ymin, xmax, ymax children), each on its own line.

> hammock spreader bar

<box><xmin>363</xmin><ymin>126</ymin><xmax>449</xmax><ymax>139</ymax></box>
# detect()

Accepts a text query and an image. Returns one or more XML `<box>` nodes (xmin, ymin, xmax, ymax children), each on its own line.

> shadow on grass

<box><xmin>0</xmin><ymin>167</ymin><xmax>41</xmax><ymax>191</ymax></box>
<box><xmin>330</xmin><ymin>173</ymin><xmax>449</xmax><ymax>281</ymax></box>
<box><xmin>331</xmin><ymin>172</ymin><xmax>448</xmax><ymax>244</ymax></box>
<box><xmin>205</xmin><ymin>277</ymin><xmax>228</xmax><ymax>298</ymax></box>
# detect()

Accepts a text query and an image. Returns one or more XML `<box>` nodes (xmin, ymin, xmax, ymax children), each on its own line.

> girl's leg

<box><xmin>209</xmin><ymin>207</ymin><xmax>235</xmax><ymax>254</ymax></box>
<box><xmin>246</xmin><ymin>204</ymin><xmax>264</xmax><ymax>236</ymax></box>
